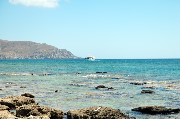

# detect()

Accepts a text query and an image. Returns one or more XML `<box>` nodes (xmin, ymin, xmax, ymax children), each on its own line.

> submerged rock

<box><xmin>132</xmin><ymin>106</ymin><xmax>180</xmax><ymax>115</ymax></box>
<box><xmin>16</xmin><ymin>104</ymin><xmax>63</xmax><ymax>119</ymax></box>
<box><xmin>141</xmin><ymin>90</ymin><xmax>155</xmax><ymax>94</ymax></box>
<box><xmin>67</xmin><ymin>106</ymin><xmax>132</xmax><ymax>119</ymax></box>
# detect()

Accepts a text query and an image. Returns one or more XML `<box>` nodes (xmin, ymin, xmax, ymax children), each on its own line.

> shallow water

<box><xmin>0</xmin><ymin>59</ymin><xmax>180</xmax><ymax>119</ymax></box>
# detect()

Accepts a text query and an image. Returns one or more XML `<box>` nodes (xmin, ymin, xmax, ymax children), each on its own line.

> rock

<box><xmin>141</xmin><ymin>90</ymin><xmax>155</xmax><ymax>94</ymax></box>
<box><xmin>20</xmin><ymin>86</ymin><xmax>26</xmax><ymax>88</ymax></box>
<box><xmin>130</xmin><ymin>82</ymin><xmax>146</xmax><ymax>85</ymax></box>
<box><xmin>112</xmin><ymin>77</ymin><xmax>121</xmax><ymax>79</ymax></box>
<box><xmin>0</xmin><ymin>104</ymin><xmax>10</xmax><ymax>111</ymax></box>
<box><xmin>96</xmin><ymin>72</ymin><xmax>107</xmax><ymax>74</ymax></box>
<box><xmin>67</xmin><ymin>106</ymin><xmax>132</xmax><ymax>119</ymax></box>
<box><xmin>95</xmin><ymin>85</ymin><xmax>107</xmax><ymax>89</ymax></box>
<box><xmin>108</xmin><ymin>87</ymin><xmax>114</xmax><ymax>90</ymax></box>
<box><xmin>141</xmin><ymin>86</ymin><xmax>155</xmax><ymax>89</ymax></box>
<box><xmin>132</xmin><ymin>106</ymin><xmax>180</xmax><ymax>115</ymax></box>
<box><xmin>55</xmin><ymin>90</ymin><xmax>58</xmax><ymax>93</ymax></box>
<box><xmin>16</xmin><ymin>104</ymin><xmax>63</xmax><ymax>119</ymax></box>
<box><xmin>0</xmin><ymin>110</ymin><xmax>16</xmax><ymax>118</ymax></box>
<box><xmin>21</xmin><ymin>93</ymin><xmax>35</xmax><ymax>98</ymax></box>
<box><xmin>0</xmin><ymin>89</ymin><xmax>2</xmax><ymax>91</ymax></box>
<box><xmin>0</xmin><ymin>96</ymin><xmax>35</xmax><ymax>109</ymax></box>
<box><xmin>95</xmin><ymin>85</ymin><xmax>115</xmax><ymax>90</ymax></box>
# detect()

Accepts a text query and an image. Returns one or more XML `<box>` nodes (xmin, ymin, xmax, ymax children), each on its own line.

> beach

<box><xmin>0</xmin><ymin>59</ymin><xmax>180</xmax><ymax>118</ymax></box>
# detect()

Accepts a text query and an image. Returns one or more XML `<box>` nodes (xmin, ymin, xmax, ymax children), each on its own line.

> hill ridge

<box><xmin>0</xmin><ymin>39</ymin><xmax>77</xmax><ymax>59</ymax></box>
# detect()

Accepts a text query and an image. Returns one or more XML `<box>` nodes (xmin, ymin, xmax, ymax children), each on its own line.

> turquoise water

<box><xmin>0</xmin><ymin>59</ymin><xmax>180</xmax><ymax>118</ymax></box>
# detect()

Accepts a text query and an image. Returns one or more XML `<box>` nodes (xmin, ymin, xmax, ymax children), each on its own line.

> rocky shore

<box><xmin>0</xmin><ymin>94</ymin><xmax>134</xmax><ymax>119</ymax></box>
<box><xmin>0</xmin><ymin>72</ymin><xmax>180</xmax><ymax>118</ymax></box>
<box><xmin>0</xmin><ymin>94</ymin><xmax>63</xmax><ymax>118</ymax></box>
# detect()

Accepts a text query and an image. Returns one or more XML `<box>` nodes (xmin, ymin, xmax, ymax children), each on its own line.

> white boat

<box><xmin>85</xmin><ymin>56</ymin><xmax>95</xmax><ymax>61</ymax></box>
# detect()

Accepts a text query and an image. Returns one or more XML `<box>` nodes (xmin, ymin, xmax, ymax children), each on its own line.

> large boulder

<box><xmin>132</xmin><ymin>106</ymin><xmax>180</xmax><ymax>115</ymax></box>
<box><xmin>16</xmin><ymin>104</ymin><xmax>64</xmax><ymax>119</ymax></box>
<box><xmin>0</xmin><ymin>96</ymin><xmax>35</xmax><ymax>109</ymax></box>
<box><xmin>67</xmin><ymin>106</ymin><xmax>132</xmax><ymax>119</ymax></box>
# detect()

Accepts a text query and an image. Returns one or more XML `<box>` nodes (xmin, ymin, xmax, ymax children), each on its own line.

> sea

<box><xmin>0</xmin><ymin>59</ymin><xmax>180</xmax><ymax>119</ymax></box>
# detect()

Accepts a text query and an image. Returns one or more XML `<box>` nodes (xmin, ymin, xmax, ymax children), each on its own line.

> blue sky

<box><xmin>0</xmin><ymin>0</ymin><xmax>180</xmax><ymax>59</ymax></box>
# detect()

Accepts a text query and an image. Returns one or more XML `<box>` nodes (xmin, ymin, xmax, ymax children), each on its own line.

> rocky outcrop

<box><xmin>0</xmin><ymin>96</ymin><xmax>35</xmax><ymax>109</ymax></box>
<box><xmin>67</xmin><ymin>106</ymin><xmax>132</xmax><ymax>119</ymax></box>
<box><xmin>0</xmin><ymin>39</ymin><xmax>78</xmax><ymax>59</ymax></box>
<box><xmin>16</xmin><ymin>104</ymin><xmax>63</xmax><ymax>119</ymax></box>
<box><xmin>0</xmin><ymin>94</ymin><xmax>64</xmax><ymax>119</ymax></box>
<box><xmin>132</xmin><ymin>106</ymin><xmax>180</xmax><ymax>115</ymax></box>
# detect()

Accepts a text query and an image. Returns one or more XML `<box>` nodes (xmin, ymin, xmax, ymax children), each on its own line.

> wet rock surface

<box><xmin>67</xmin><ymin>106</ymin><xmax>133</xmax><ymax>119</ymax></box>
<box><xmin>132</xmin><ymin>106</ymin><xmax>180</xmax><ymax>115</ymax></box>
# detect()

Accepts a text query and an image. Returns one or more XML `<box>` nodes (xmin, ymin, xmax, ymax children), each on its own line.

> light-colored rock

<box><xmin>16</xmin><ymin>104</ymin><xmax>63</xmax><ymax>119</ymax></box>
<box><xmin>0</xmin><ymin>110</ymin><xmax>16</xmax><ymax>118</ymax></box>
<box><xmin>67</xmin><ymin>106</ymin><xmax>132</xmax><ymax>119</ymax></box>
<box><xmin>0</xmin><ymin>96</ymin><xmax>35</xmax><ymax>109</ymax></box>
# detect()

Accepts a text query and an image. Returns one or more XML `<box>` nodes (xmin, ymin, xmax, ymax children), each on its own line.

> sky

<box><xmin>0</xmin><ymin>0</ymin><xmax>180</xmax><ymax>59</ymax></box>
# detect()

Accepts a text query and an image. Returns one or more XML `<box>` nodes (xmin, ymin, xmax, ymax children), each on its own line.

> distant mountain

<box><xmin>0</xmin><ymin>39</ymin><xmax>78</xmax><ymax>59</ymax></box>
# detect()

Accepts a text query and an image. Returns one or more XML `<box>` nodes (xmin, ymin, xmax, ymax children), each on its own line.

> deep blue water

<box><xmin>1</xmin><ymin>59</ymin><xmax>180</xmax><ymax>80</ymax></box>
<box><xmin>0</xmin><ymin>59</ymin><xmax>180</xmax><ymax>119</ymax></box>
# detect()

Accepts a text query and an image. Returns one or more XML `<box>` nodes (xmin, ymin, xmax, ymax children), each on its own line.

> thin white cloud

<box><xmin>9</xmin><ymin>0</ymin><xmax>59</xmax><ymax>8</ymax></box>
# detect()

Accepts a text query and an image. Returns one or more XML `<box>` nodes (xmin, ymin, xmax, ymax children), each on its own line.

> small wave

<box><xmin>82</xmin><ymin>74</ymin><xmax>111</xmax><ymax>79</ymax></box>
<box><xmin>0</xmin><ymin>72</ymin><xmax>34</xmax><ymax>76</ymax></box>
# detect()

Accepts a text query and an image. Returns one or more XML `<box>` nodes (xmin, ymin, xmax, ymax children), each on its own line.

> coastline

<box><xmin>0</xmin><ymin>59</ymin><xmax>180</xmax><ymax>118</ymax></box>
<box><xmin>0</xmin><ymin>72</ymin><xmax>180</xmax><ymax>118</ymax></box>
